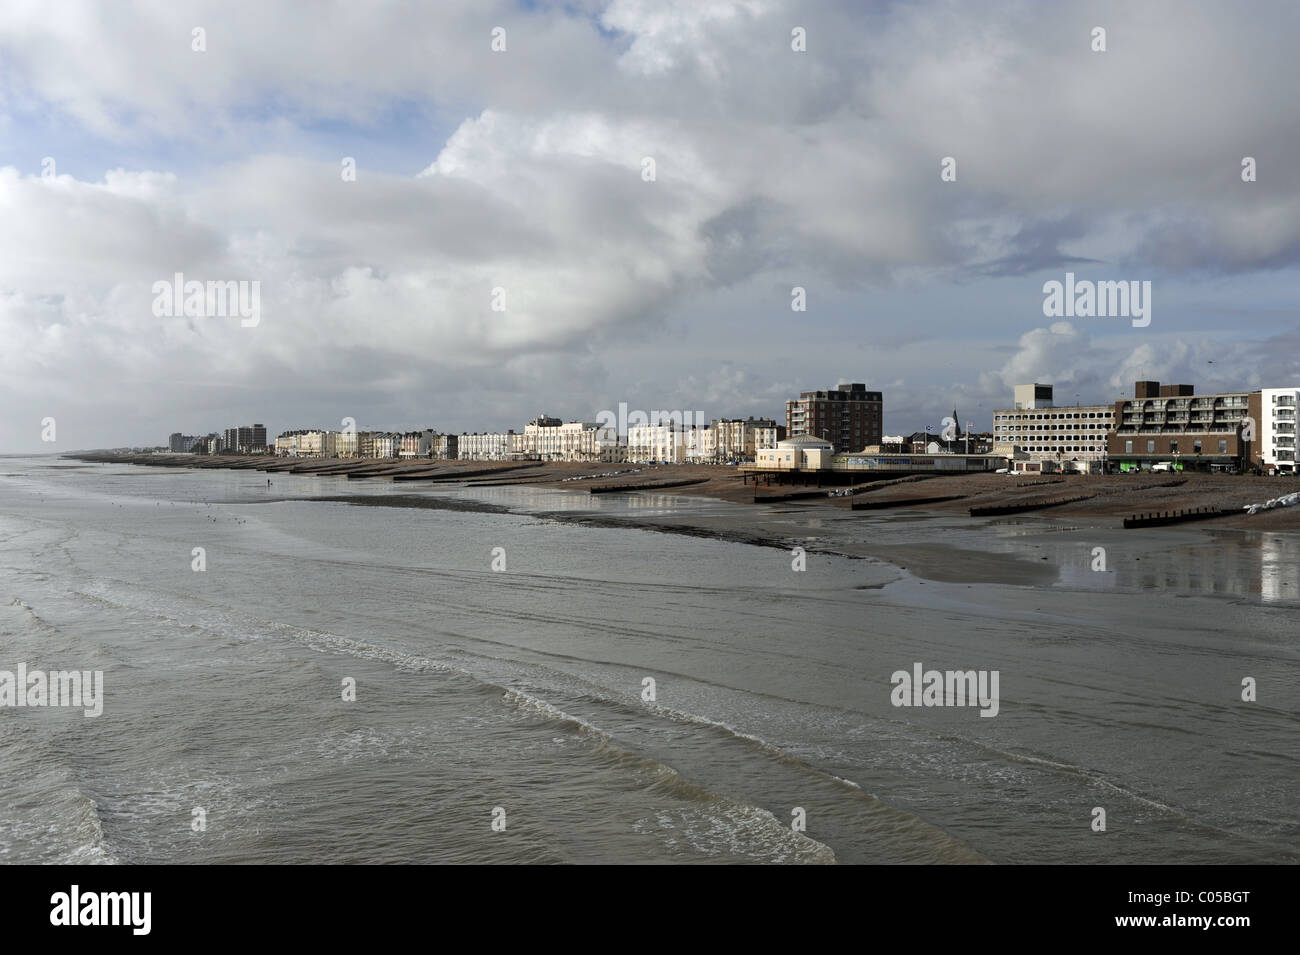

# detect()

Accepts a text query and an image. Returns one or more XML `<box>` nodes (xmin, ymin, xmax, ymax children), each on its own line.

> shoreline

<box><xmin>64</xmin><ymin>451</ymin><xmax>1300</xmax><ymax>530</ymax></box>
<box><xmin>55</xmin><ymin>452</ymin><xmax>1300</xmax><ymax>598</ymax></box>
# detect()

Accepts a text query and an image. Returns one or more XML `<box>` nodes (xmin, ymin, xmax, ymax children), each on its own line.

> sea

<box><xmin>0</xmin><ymin>455</ymin><xmax>1295</xmax><ymax>864</ymax></box>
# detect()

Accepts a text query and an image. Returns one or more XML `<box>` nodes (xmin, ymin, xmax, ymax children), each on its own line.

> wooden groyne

<box><xmin>852</xmin><ymin>496</ymin><xmax>967</xmax><ymax>511</ymax></box>
<box><xmin>852</xmin><ymin>494</ymin><xmax>966</xmax><ymax>511</ymax></box>
<box><xmin>396</xmin><ymin>463</ymin><xmax>542</xmax><ymax>482</ymax></box>
<box><xmin>969</xmin><ymin>495</ymin><xmax>1093</xmax><ymax>517</ymax></box>
<box><xmin>1122</xmin><ymin>506</ymin><xmax>1238</xmax><ymax>528</ymax></box>
<box><xmin>1132</xmin><ymin>478</ymin><xmax>1188</xmax><ymax>490</ymax></box>
<box><xmin>753</xmin><ymin>488</ymin><xmax>830</xmax><ymax>503</ymax></box>
<box><xmin>846</xmin><ymin>474</ymin><xmax>942</xmax><ymax>496</ymax></box>
<box><xmin>345</xmin><ymin>466</ymin><xmax>414</xmax><ymax>479</ymax></box>
<box><xmin>589</xmin><ymin>478</ymin><xmax>709</xmax><ymax>494</ymax></box>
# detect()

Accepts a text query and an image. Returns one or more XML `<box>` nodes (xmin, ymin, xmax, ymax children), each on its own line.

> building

<box><xmin>754</xmin><ymin>434</ymin><xmax>836</xmax><ymax>470</ymax></box>
<box><xmin>627</xmin><ymin>424</ymin><xmax>686</xmax><ymax>464</ymax></box>
<box><xmin>750</xmin><ymin>439</ymin><xmax>1003</xmax><ymax>476</ymax></box>
<box><xmin>710</xmin><ymin>417</ymin><xmax>781</xmax><ymax>463</ymax></box>
<box><xmin>458</xmin><ymin>432</ymin><xmax>514</xmax><ymax>461</ymax></box>
<box><xmin>597</xmin><ymin>442</ymin><xmax>627</xmax><ymax>463</ymax></box>
<box><xmin>872</xmin><ymin>435</ymin><xmax>909</xmax><ymax>453</ymax></box>
<box><xmin>399</xmin><ymin>430</ymin><xmax>435</xmax><ymax>458</ymax></box>
<box><xmin>679</xmin><ymin>426</ymin><xmax>713</xmax><ymax>463</ymax></box>
<box><xmin>509</xmin><ymin>415</ymin><xmax>561</xmax><ymax>459</ymax></box>
<box><xmin>785</xmin><ymin>383</ymin><xmax>882</xmax><ymax>453</ymax></box>
<box><xmin>331</xmin><ymin>430</ymin><xmax>358</xmax><ymax>458</ymax></box>
<box><xmin>168</xmin><ymin>433</ymin><xmax>198</xmax><ymax>453</ymax></box>
<box><xmin>556</xmin><ymin>421</ymin><xmax>616</xmax><ymax>461</ymax></box>
<box><xmin>219</xmin><ymin>424</ymin><xmax>268</xmax><ymax>455</ymax></box>
<box><xmin>295</xmin><ymin>430</ymin><xmax>338</xmax><ymax>458</ymax></box>
<box><xmin>434</xmin><ymin>434</ymin><xmax>458</xmax><ymax>460</ymax></box>
<box><xmin>506</xmin><ymin>416</ymin><xmax>615</xmax><ymax>462</ymax></box>
<box><xmin>1252</xmin><ymin>388</ymin><xmax>1299</xmax><ymax>474</ymax></box>
<box><xmin>1107</xmin><ymin>381</ymin><xmax>1250</xmax><ymax>471</ymax></box>
<box><xmin>369</xmin><ymin>432</ymin><xmax>401</xmax><ymax>458</ymax></box>
<box><xmin>993</xmin><ymin>384</ymin><xmax>1115</xmax><ymax>472</ymax></box>
<box><xmin>900</xmin><ymin>414</ymin><xmax>989</xmax><ymax>456</ymax></box>
<box><xmin>754</xmin><ymin>423</ymin><xmax>782</xmax><ymax>454</ymax></box>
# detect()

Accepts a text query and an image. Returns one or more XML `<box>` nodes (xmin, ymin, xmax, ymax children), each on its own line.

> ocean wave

<box><xmin>0</xmin><ymin>719</ymin><xmax>117</xmax><ymax>864</ymax></box>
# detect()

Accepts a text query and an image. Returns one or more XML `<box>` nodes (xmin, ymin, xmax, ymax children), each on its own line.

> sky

<box><xmin>2</xmin><ymin>0</ymin><xmax>1299</xmax><ymax>451</ymax></box>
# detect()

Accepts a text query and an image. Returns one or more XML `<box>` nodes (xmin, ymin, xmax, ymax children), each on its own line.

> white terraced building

<box><xmin>458</xmin><ymin>432</ymin><xmax>513</xmax><ymax>461</ymax></box>
<box><xmin>627</xmin><ymin>424</ymin><xmax>686</xmax><ymax>464</ymax></box>
<box><xmin>711</xmin><ymin>417</ymin><xmax>780</xmax><ymax>463</ymax></box>
<box><xmin>507</xmin><ymin>418</ymin><xmax>617</xmax><ymax>461</ymax></box>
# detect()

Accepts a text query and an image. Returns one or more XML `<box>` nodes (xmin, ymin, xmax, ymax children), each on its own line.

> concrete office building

<box><xmin>993</xmin><ymin>384</ymin><xmax>1114</xmax><ymax>473</ymax></box>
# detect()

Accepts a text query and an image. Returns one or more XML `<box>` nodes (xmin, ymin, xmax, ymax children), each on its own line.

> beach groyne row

<box><xmin>969</xmin><ymin>495</ymin><xmax>1094</xmax><ymax>517</ymax></box>
<box><xmin>852</xmin><ymin>494</ymin><xmax>967</xmax><ymax>511</ymax></box>
<box><xmin>589</xmin><ymin>478</ymin><xmax>709</xmax><ymax>494</ymax></box>
<box><xmin>1134</xmin><ymin>478</ymin><xmax>1188</xmax><ymax>490</ymax></box>
<box><xmin>391</xmin><ymin>463</ymin><xmax>541</xmax><ymax>482</ymax></box>
<box><xmin>847</xmin><ymin>474</ymin><xmax>943</xmax><ymax>496</ymax></box>
<box><xmin>67</xmin><ymin>452</ymin><xmax>537</xmax><ymax>483</ymax></box>
<box><xmin>1122</xmin><ymin>507</ymin><xmax>1239</xmax><ymax>528</ymax></box>
<box><xmin>753</xmin><ymin>488</ymin><xmax>830</xmax><ymax>503</ymax></box>
<box><xmin>757</xmin><ymin>473</ymin><xmax>948</xmax><ymax>503</ymax></box>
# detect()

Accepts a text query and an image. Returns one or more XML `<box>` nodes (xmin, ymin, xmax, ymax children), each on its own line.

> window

<box><xmin>1170</xmin><ymin>440</ymin><xmax>1178</xmax><ymax>453</ymax></box>
<box><xmin>1218</xmin><ymin>440</ymin><xmax>1227</xmax><ymax>453</ymax></box>
<box><xmin>1125</xmin><ymin>440</ymin><xmax>1133</xmax><ymax>453</ymax></box>
<box><xmin>1147</xmin><ymin>440</ymin><xmax>1155</xmax><ymax>453</ymax></box>
<box><xmin>1194</xmin><ymin>440</ymin><xmax>1202</xmax><ymax>452</ymax></box>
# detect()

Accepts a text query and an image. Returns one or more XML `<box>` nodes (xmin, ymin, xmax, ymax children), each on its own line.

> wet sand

<box><xmin>67</xmin><ymin>452</ymin><xmax>1300</xmax><ymax>548</ymax></box>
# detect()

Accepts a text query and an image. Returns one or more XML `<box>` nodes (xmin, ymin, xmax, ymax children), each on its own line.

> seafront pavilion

<box><xmin>740</xmin><ymin>451</ymin><xmax>1006</xmax><ymax>486</ymax></box>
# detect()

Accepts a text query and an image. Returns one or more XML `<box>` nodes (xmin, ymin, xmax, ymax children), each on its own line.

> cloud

<box><xmin>2</xmin><ymin>0</ymin><xmax>1300</xmax><ymax>449</ymax></box>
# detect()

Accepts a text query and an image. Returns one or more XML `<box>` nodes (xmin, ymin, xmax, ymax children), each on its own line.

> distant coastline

<box><xmin>64</xmin><ymin>451</ymin><xmax>1300</xmax><ymax>533</ymax></box>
